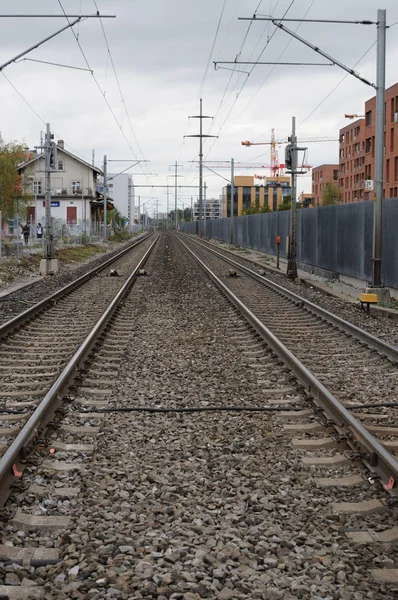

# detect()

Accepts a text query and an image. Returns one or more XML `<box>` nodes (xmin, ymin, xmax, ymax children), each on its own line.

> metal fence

<box><xmin>1</xmin><ymin>218</ymin><xmax>109</xmax><ymax>258</ymax></box>
<box><xmin>181</xmin><ymin>198</ymin><xmax>398</xmax><ymax>289</ymax></box>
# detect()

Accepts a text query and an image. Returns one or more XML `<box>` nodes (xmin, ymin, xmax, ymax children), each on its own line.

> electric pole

<box><xmin>230</xmin><ymin>158</ymin><xmax>234</xmax><ymax>244</ymax></box>
<box><xmin>44</xmin><ymin>123</ymin><xmax>54</xmax><ymax>260</ymax></box>
<box><xmin>128</xmin><ymin>176</ymin><xmax>132</xmax><ymax>234</ymax></box>
<box><xmin>170</xmin><ymin>162</ymin><xmax>183</xmax><ymax>228</ymax></box>
<box><xmin>204</xmin><ymin>181</ymin><xmax>207</xmax><ymax>236</ymax></box>
<box><xmin>372</xmin><ymin>8</ymin><xmax>386</xmax><ymax>288</ymax></box>
<box><xmin>103</xmin><ymin>155</ymin><xmax>108</xmax><ymax>241</ymax></box>
<box><xmin>185</xmin><ymin>99</ymin><xmax>217</xmax><ymax>234</ymax></box>
<box><xmin>166</xmin><ymin>187</ymin><xmax>169</xmax><ymax>229</ymax></box>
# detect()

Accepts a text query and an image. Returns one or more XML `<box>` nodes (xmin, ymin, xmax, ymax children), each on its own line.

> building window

<box><xmin>391</xmin><ymin>128</ymin><xmax>394</xmax><ymax>153</ymax></box>
<box><xmin>386</xmin><ymin>159</ymin><xmax>390</xmax><ymax>183</ymax></box>
<box><xmin>365</xmin><ymin>138</ymin><xmax>371</xmax><ymax>153</ymax></box>
<box><xmin>333</xmin><ymin>170</ymin><xmax>338</xmax><ymax>181</ymax></box>
<box><xmin>366</xmin><ymin>110</ymin><xmax>372</xmax><ymax>127</ymax></box>
<box><xmin>57</xmin><ymin>159</ymin><xmax>64</xmax><ymax>171</ymax></box>
<box><xmin>71</xmin><ymin>181</ymin><xmax>81</xmax><ymax>193</ymax></box>
<box><xmin>33</xmin><ymin>180</ymin><xmax>42</xmax><ymax>195</ymax></box>
<box><xmin>395</xmin><ymin>157</ymin><xmax>398</xmax><ymax>182</ymax></box>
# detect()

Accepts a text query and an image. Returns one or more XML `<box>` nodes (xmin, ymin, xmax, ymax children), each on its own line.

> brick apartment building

<box><xmin>312</xmin><ymin>82</ymin><xmax>398</xmax><ymax>204</ymax></box>
<box><xmin>312</xmin><ymin>164</ymin><xmax>339</xmax><ymax>206</ymax></box>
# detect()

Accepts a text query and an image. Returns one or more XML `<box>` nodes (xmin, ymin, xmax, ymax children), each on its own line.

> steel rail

<box><xmin>0</xmin><ymin>236</ymin><xmax>159</xmax><ymax>505</ymax></box>
<box><xmin>0</xmin><ymin>232</ymin><xmax>153</xmax><ymax>340</ymax></box>
<box><xmin>176</xmin><ymin>234</ymin><xmax>398</xmax><ymax>494</ymax></box>
<box><xmin>181</xmin><ymin>234</ymin><xmax>398</xmax><ymax>362</ymax></box>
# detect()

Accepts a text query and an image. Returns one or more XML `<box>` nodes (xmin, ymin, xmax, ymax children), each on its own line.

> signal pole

<box><xmin>185</xmin><ymin>99</ymin><xmax>217</xmax><ymax>234</ymax></box>
<box><xmin>39</xmin><ymin>123</ymin><xmax>60</xmax><ymax>276</ymax></box>
<box><xmin>285</xmin><ymin>117</ymin><xmax>307</xmax><ymax>280</ymax></box>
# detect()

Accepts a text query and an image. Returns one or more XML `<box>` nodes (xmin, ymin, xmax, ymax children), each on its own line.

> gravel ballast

<box><xmin>1</xmin><ymin>232</ymin><xmax>396</xmax><ymax>599</ymax></box>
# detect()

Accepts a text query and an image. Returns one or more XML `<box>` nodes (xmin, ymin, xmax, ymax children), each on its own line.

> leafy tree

<box><xmin>183</xmin><ymin>207</ymin><xmax>192</xmax><ymax>222</ymax></box>
<box><xmin>278</xmin><ymin>195</ymin><xmax>291</xmax><ymax>211</ymax></box>
<box><xmin>1</xmin><ymin>139</ymin><xmax>32</xmax><ymax>219</ymax></box>
<box><xmin>108</xmin><ymin>207</ymin><xmax>127</xmax><ymax>229</ymax></box>
<box><xmin>322</xmin><ymin>183</ymin><xmax>342</xmax><ymax>206</ymax></box>
<box><xmin>242</xmin><ymin>203</ymin><xmax>271</xmax><ymax>215</ymax></box>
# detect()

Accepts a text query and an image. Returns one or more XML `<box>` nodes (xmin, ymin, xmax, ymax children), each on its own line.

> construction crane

<box><xmin>242</xmin><ymin>136</ymin><xmax>338</xmax><ymax>146</ymax></box>
<box><xmin>202</xmin><ymin>161</ymin><xmax>275</xmax><ymax>169</ymax></box>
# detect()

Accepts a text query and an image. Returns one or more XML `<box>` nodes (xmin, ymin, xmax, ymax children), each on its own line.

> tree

<box><xmin>322</xmin><ymin>183</ymin><xmax>342</xmax><ymax>206</ymax></box>
<box><xmin>108</xmin><ymin>207</ymin><xmax>127</xmax><ymax>229</ymax></box>
<box><xmin>1</xmin><ymin>138</ymin><xmax>31</xmax><ymax>219</ymax></box>
<box><xmin>278</xmin><ymin>195</ymin><xmax>291</xmax><ymax>211</ymax></box>
<box><xmin>242</xmin><ymin>204</ymin><xmax>271</xmax><ymax>216</ymax></box>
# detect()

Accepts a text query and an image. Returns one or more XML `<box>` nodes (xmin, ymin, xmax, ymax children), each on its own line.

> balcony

<box><xmin>29</xmin><ymin>186</ymin><xmax>94</xmax><ymax>197</ymax></box>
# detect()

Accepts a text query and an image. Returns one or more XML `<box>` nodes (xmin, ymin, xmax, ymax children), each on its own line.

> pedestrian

<box><xmin>37</xmin><ymin>223</ymin><xmax>43</xmax><ymax>239</ymax></box>
<box><xmin>22</xmin><ymin>224</ymin><xmax>29</xmax><ymax>245</ymax></box>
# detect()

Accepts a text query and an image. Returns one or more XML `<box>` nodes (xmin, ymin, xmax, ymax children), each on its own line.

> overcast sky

<box><xmin>1</xmin><ymin>0</ymin><xmax>398</xmax><ymax>216</ymax></box>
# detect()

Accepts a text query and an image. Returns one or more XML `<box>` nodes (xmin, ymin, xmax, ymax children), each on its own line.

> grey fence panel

<box><xmin>335</xmin><ymin>202</ymin><xmax>370</xmax><ymax>280</ymax></box>
<box><xmin>179</xmin><ymin>198</ymin><xmax>398</xmax><ymax>289</ymax></box>
<box><xmin>382</xmin><ymin>199</ymin><xmax>398</xmax><ymax>288</ymax></box>
<box><xmin>317</xmin><ymin>206</ymin><xmax>338</xmax><ymax>273</ymax></box>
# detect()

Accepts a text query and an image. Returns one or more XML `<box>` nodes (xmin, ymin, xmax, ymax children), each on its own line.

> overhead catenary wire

<box><xmin>184</xmin><ymin>0</ymin><xmax>268</xmax><ymax>180</ymax></box>
<box><xmin>298</xmin><ymin>39</ymin><xmax>377</xmax><ymax>129</ymax></box>
<box><xmin>1</xmin><ymin>72</ymin><xmax>94</xmax><ymax>163</ymax></box>
<box><xmin>92</xmin><ymin>0</ymin><xmax>149</xmax><ymax>180</ymax></box>
<box><xmin>57</xmin><ymin>0</ymin><xmax>140</xmax><ymax>162</ymax></box>
<box><xmin>178</xmin><ymin>0</ymin><xmax>230</xmax><ymax>165</ymax></box>
<box><xmin>204</xmin><ymin>0</ymin><xmax>299</xmax><ymax>160</ymax></box>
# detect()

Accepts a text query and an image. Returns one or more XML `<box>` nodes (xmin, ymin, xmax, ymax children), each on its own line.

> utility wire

<box><xmin>2</xmin><ymin>72</ymin><xmax>46</xmax><ymax>126</ymax></box>
<box><xmin>179</xmin><ymin>0</ymin><xmax>230</xmax><ymax>166</ymax></box>
<box><xmin>57</xmin><ymin>0</ymin><xmax>139</xmax><ymax>161</ymax></box>
<box><xmin>1</xmin><ymin>72</ymin><xmax>93</xmax><ymax>162</ymax></box>
<box><xmin>196</xmin><ymin>0</ymin><xmax>228</xmax><ymax>102</ymax></box>
<box><xmin>92</xmin><ymin>0</ymin><xmax>149</xmax><ymax>174</ymax></box>
<box><xmin>229</xmin><ymin>0</ymin><xmax>316</xmax><ymax>131</ymax></box>
<box><xmin>185</xmin><ymin>0</ymin><xmax>268</xmax><ymax>180</ymax></box>
<box><xmin>298</xmin><ymin>39</ymin><xmax>377</xmax><ymax>129</ymax></box>
<box><xmin>204</xmin><ymin>0</ymin><xmax>298</xmax><ymax>159</ymax></box>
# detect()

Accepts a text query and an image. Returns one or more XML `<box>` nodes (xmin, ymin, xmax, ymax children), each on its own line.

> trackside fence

<box><xmin>180</xmin><ymin>198</ymin><xmax>398</xmax><ymax>289</ymax></box>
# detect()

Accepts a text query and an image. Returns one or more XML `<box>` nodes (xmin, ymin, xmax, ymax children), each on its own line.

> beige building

<box><xmin>222</xmin><ymin>175</ymin><xmax>291</xmax><ymax>216</ymax></box>
<box><xmin>19</xmin><ymin>141</ymin><xmax>103</xmax><ymax>231</ymax></box>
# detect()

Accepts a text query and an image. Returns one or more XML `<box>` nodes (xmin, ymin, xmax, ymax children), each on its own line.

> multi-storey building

<box><xmin>19</xmin><ymin>140</ymin><xmax>103</xmax><ymax>231</ymax></box>
<box><xmin>193</xmin><ymin>197</ymin><xmax>222</xmax><ymax>220</ymax></box>
<box><xmin>337</xmin><ymin>82</ymin><xmax>398</xmax><ymax>202</ymax></box>
<box><xmin>222</xmin><ymin>175</ymin><xmax>291</xmax><ymax>217</ymax></box>
<box><xmin>338</xmin><ymin>119</ymin><xmax>366</xmax><ymax>203</ymax></box>
<box><xmin>312</xmin><ymin>164</ymin><xmax>340</xmax><ymax>205</ymax></box>
<box><xmin>362</xmin><ymin>82</ymin><xmax>398</xmax><ymax>199</ymax></box>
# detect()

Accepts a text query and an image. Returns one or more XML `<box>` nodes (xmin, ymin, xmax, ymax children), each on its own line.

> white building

<box><xmin>98</xmin><ymin>173</ymin><xmax>139</xmax><ymax>224</ymax></box>
<box><xmin>19</xmin><ymin>141</ymin><xmax>103</xmax><ymax>232</ymax></box>
<box><xmin>193</xmin><ymin>197</ymin><xmax>223</xmax><ymax>221</ymax></box>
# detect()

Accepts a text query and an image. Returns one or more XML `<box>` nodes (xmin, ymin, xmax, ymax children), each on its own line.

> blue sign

<box><xmin>51</xmin><ymin>201</ymin><xmax>60</xmax><ymax>207</ymax></box>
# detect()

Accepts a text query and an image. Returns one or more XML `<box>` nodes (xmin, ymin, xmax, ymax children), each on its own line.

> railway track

<box><xmin>0</xmin><ymin>232</ymin><xmax>157</xmax><ymax>503</ymax></box>
<box><xmin>177</xmin><ymin>233</ymin><xmax>398</xmax><ymax>493</ymax></box>
<box><xmin>1</xmin><ymin>232</ymin><xmax>398</xmax><ymax>598</ymax></box>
